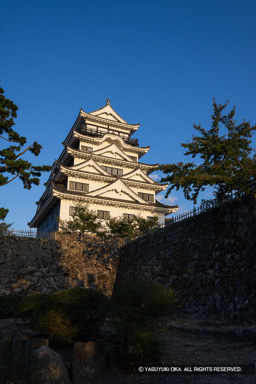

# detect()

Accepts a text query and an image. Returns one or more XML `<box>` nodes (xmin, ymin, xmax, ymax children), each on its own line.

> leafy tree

<box><xmin>0</xmin><ymin>86</ymin><xmax>51</xmax><ymax>221</ymax></box>
<box><xmin>160</xmin><ymin>99</ymin><xmax>256</xmax><ymax>204</ymax></box>
<box><xmin>0</xmin><ymin>208</ymin><xmax>9</xmax><ymax>222</ymax></box>
<box><xmin>58</xmin><ymin>202</ymin><xmax>103</xmax><ymax>236</ymax></box>
<box><xmin>108</xmin><ymin>214</ymin><xmax>158</xmax><ymax>238</ymax></box>
<box><xmin>134</xmin><ymin>215</ymin><xmax>159</xmax><ymax>235</ymax></box>
<box><xmin>0</xmin><ymin>221</ymin><xmax>12</xmax><ymax>234</ymax></box>
<box><xmin>107</xmin><ymin>216</ymin><xmax>135</xmax><ymax>238</ymax></box>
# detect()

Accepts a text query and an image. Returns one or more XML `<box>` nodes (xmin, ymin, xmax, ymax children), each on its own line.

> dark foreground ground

<box><xmin>100</xmin><ymin>317</ymin><xmax>256</xmax><ymax>384</ymax></box>
<box><xmin>1</xmin><ymin>317</ymin><xmax>255</xmax><ymax>383</ymax></box>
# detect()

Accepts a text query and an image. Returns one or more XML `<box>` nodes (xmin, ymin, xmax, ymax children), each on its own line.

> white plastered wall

<box><xmin>59</xmin><ymin>199</ymin><xmax>165</xmax><ymax>225</ymax></box>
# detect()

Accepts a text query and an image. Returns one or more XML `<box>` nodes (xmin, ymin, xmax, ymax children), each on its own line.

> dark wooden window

<box><xmin>138</xmin><ymin>192</ymin><xmax>154</xmax><ymax>202</ymax></box>
<box><xmin>123</xmin><ymin>213</ymin><xmax>135</xmax><ymax>222</ymax></box>
<box><xmin>130</xmin><ymin>156</ymin><xmax>137</xmax><ymax>162</ymax></box>
<box><xmin>102</xmin><ymin>166</ymin><xmax>123</xmax><ymax>176</ymax></box>
<box><xmin>81</xmin><ymin>145</ymin><xmax>93</xmax><ymax>153</ymax></box>
<box><xmin>69</xmin><ymin>181</ymin><xmax>89</xmax><ymax>192</ymax></box>
<box><xmin>97</xmin><ymin>210</ymin><xmax>110</xmax><ymax>220</ymax></box>
<box><xmin>69</xmin><ymin>206</ymin><xmax>75</xmax><ymax>216</ymax></box>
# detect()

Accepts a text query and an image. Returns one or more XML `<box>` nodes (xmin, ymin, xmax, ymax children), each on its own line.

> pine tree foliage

<box><xmin>160</xmin><ymin>99</ymin><xmax>256</xmax><ymax>204</ymax></box>
<box><xmin>0</xmin><ymin>221</ymin><xmax>12</xmax><ymax>233</ymax></box>
<box><xmin>107</xmin><ymin>216</ymin><xmax>135</xmax><ymax>238</ymax></box>
<box><xmin>0</xmin><ymin>86</ymin><xmax>51</xmax><ymax>220</ymax></box>
<box><xmin>107</xmin><ymin>215</ymin><xmax>158</xmax><ymax>238</ymax></box>
<box><xmin>58</xmin><ymin>203</ymin><xmax>103</xmax><ymax>236</ymax></box>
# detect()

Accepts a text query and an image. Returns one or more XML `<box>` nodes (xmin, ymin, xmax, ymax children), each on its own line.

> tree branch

<box><xmin>0</xmin><ymin>173</ymin><xmax>19</xmax><ymax>186</ymax></box>
<box><xmin>0</xmin><ymin>145</ymin><xmax>32</xmax><ymax>166</ymax></box>
<box><xmin>0</xmin><ymin>168</ymin><xmax>23</xmax><ymax>187</ymax></box>
<box><xmin>15</xmin><ymin>145</ymin><xmax>31</xmax><ymax>159</ymax></box>
<box><xmin>235</xmin><ymin>157</ymin><xmax>244</xmax><ymax>171</ymax></box>
<box><xmin>0</xmin><ymin>135</ymin><xmax>20</xmax><ymax>144</ymax></box>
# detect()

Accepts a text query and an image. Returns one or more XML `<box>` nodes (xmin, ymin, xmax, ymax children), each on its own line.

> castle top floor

<box><xmin>63</xmin><ymin>99</ymin><xmax>142</xmax><ymax>149</ymax></box>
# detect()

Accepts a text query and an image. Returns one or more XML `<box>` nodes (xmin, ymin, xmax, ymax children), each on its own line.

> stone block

<box><xmin>31</xmin><ymin>346</ymin><xmax>71</xmax><ymax>384</ymax></box>
<box><xmin>30</xmin><ymin>338</ymin><xmax>49</xmax><ymax>351</ymax></box>
<box><xmin>72</xmin><ymin>341</ymin><xmax>106</xmax><ymax>384</ymax></box>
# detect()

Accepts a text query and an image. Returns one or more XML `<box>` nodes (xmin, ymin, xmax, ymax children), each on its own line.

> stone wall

<box><xmin>0</xmin><ymin>234</ymin><xmax>120</xmax><ymax>296</ymax></box>
<box><xmin>1</xmin><ymin>194</ymin><xmax>256</xmax><ymax>321</ymax></box>
<box><xmin>116</xmin><ymin>194</ymin><xmax>256</xmax><ymax>321</ymax></box>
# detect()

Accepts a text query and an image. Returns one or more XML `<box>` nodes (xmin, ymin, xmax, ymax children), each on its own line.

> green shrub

<box><xmin>31</xmin><ymin>288</ymin><xmax>110</xmax><ymax>345</ymax></box>
<box><xmin>0</xmin><ymin>294</ymin><xmax>48</xmax><ymax>319</ymax></box>
<box><xmin>33</xmin><ymin>309</ymin><xmax>79</xmax><ymax>344</ymax></box>
<box><xmin>112</xmin><ymin>331</ymin><xmax>162</xmax><ymax>365</ymax></box>
<box><xmin>15</xmin><ymin>294</ymin><xmax>48</xmax><ymax>318</ymax></box>
<box><xmin>110</xmin><ymin>280</ymin><xmax>176</xmax><ymax>365</ymax></box>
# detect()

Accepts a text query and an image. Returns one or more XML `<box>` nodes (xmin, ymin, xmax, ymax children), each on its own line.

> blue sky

<box><xmin>1</xmin><ymin>0</ymin><xmax>256</xmax><ymax>229</ymax></box>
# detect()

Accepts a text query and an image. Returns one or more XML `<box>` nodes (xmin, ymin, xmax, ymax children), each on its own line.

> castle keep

<box><xmin>29</xmin><ymin>100</ymin><xmax>177</xmax><ymax>233</ymax></box>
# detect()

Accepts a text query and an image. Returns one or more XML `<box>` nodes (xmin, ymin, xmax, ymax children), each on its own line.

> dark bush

<box><xmin>0</xmin><ymin>295</ymin><xmax>22</xmax><ymax>318</ymax></box>
<box><xmin>112</xmin><ymin>280</ymin><xmax>176</xmax><ymax>326</ymax></box>
<box><xmin>111</xmin><ymin>329</ymin><xmax>162</xmax><ymax>365</ymax></box>
<box><xmin>15</xmin><ymin>294</ymin><xmax>48</xmax><ymax>318</ymax></box>
<box><xmin>0</xmin><ymin>294</ymin><xmax>48</xmax><ymax>319</ymax></box>
<box><xmin>110</xmin><ymin>280</ymin><xmax>176</xmax><ymax>365</ymax></box>
<box><xmin>31</xmin><ymin>288</ymin><xmax>110</xmax><ymax>345</ymax></box>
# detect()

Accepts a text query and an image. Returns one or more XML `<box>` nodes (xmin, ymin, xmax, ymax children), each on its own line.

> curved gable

<box><xmin>89</xmin><ymin>104</ymin><xmax>127</xmax><ymax>123</ymax></box>
<box><xmin>87</xmin><ymin>179</ymin><xmax>147</xmax><ymax>204</ymax></box>
<box><xmin>122</xmin><ymin>168</ymin><xmax>157</xmax><ymax>184</ymax></box>
<box><xmin>93</xmin><ymin>143</ymin><xmax>132</xmax><ymax>161</ymax></box>
<box><xmin>68</xmin><ymin>159</ymin><xmax>110</xmax><ymax>176</ymax></box>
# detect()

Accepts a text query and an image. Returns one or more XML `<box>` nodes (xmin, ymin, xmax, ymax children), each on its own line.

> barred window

<box><xmin>97</xmin><ymin>210</ymin><xmax>110</xmax><ymax>220</ymax></box>
<box><xmin>102</xmin><ymin>166</ymin><xmax>123</xmax><ymax>176</ymax></box>
<box><xmin>81</xmin><ymin>145</ymin><xmax>93</xmax><ymax>153</ymax></box>
<box><xmin>123</xmin><ymin>213</ymin><xmax>135</xmax><ymax>222</ymax></box>
<box><xmin>138</xmin><ymin>192</ymin><xmax>154</xmax><ymax>202</ymax></box>
<box><xmin>69</xmin><ymin>181</ymin><xmax>89</xmax><ymax>192</ymax></box>
<box><xmin>130</xmin><ymin>156</ymin><xmax>137</xmax><ymax>162</ymax></box>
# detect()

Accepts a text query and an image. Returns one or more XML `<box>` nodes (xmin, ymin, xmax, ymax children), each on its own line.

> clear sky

<box><xmin>1</xmin><ymin>0</ymin><xmax>256</xmax><ymax>229</ymax></box>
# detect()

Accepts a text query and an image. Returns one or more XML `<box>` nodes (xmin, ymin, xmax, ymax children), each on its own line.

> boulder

<box><xmin>31</xmin><ymin>345</ymin><xmax>71</xmax><ymax>384</ymax></box>
<box><xmin>72</xmin><ymin>341</ymin><xmax>106</xmax><ymax>384</ymax></box>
